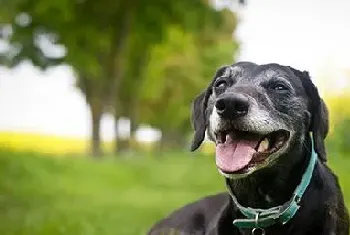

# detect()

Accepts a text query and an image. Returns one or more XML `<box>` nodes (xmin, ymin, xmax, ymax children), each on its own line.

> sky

<box><xmin>0</xmin><ymin>0</ymin><xmax>349</xmax><ymax>141</ymax></box>
<box><xmin>235</xmin><ymin>0</ymin><xmax>350</xmax><ymax>94</ymax></box>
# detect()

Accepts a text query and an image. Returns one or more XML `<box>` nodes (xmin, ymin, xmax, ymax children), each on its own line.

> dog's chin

<box><xmin>213</xmin><ymin>128</ymin><xmax>291</xmax><ymax>179</ymax></box>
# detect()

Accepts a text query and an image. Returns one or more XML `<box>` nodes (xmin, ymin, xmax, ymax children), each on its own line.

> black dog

<box><xmin>148</xmin><ymin>62</ymin><xmax>349</xmax><ymax>235</ymax></box>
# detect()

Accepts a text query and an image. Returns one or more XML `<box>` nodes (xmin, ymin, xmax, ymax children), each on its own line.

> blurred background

<box><xmin>0</xmin><ymin>0</ymin><xmax>349</xmax><ymax>234</ymax></box>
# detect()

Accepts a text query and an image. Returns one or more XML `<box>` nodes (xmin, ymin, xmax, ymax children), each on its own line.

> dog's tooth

<box><xmin>225</xmin><ymin>133</ymin><xmax>233</xmax><ymax>143</ymax></box>
<box><xmin>229</xmin><ymin>132</ymin><xmax>235</xmax><ymax>139</ymax></box>
<box><xmin>258</xmin><ymin>138</ymin><xmax>269</xmax><ymax>152</ymax></box>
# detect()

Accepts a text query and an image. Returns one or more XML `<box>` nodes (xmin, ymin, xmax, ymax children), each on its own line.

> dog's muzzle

<box><xmin>210</xmin><ymin>94</ymin><xmax>290</xmax><ymax>176</ymax></box>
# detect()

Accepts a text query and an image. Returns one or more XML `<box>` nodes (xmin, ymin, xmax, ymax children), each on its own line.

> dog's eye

<box><xmin>214</xmin><ymin>80</ymin><xmax>227</xmax><ymax>89</ymax></box>
<box><xmin>271</xmin><ymin>83</ymin><xmax>289</xmax><ymax>91</ymax></box>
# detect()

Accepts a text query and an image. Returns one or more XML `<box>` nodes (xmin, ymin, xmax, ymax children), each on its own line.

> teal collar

<box><xmin>226</xmin><ymin>132</ymin><xmax>318</xmax><ymax>231</ymax></box>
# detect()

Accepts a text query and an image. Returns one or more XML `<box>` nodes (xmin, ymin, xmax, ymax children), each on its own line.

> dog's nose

<box><xmin>215</xmin><ymin>94</ymin><xmax>249</xmax><ymax>118</ymax></box>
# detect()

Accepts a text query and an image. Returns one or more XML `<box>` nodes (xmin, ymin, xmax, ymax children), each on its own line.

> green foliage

<box><xmin>139</xmin><ymin>26</ymin><xmax>201</xmax><ymax>129</ymax></box>
<box><xmin>0</xmin><ymin>0</ymin><xmax>242</xmax><ymax>154</ymax></box>
<box><xmin>139</xmin><ymin>9</ymin><xmax>238</xmax><ymax>134</ymax></box>
<box><xmin>327</xmin><ymin>118</ymin><xmax>350</xmax><ymax>154</ymax></box>
<box><xmin>0</xmin><ymin>150</ymin><xmax>349</xmax><ymax>234</ymax></box>
<box><xmin>324</xmin><ymin>95</ymin><xmax>350</xmax><ymax>155</ymax></box>
<box><xmin>0</xmin><ymin>0</ymin><xmax>231</xmax><ymax>75</ymax></box>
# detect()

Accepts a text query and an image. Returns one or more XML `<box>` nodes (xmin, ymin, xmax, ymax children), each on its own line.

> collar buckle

<box><xmin>252</xmin><ymin>213</ymin><xmax>266</xmax><ymax>235</ymax></box>
<box><xmin>252</xmin><ymin>227</ymin><xmax>265</xmax><ymax>235</ymax></box>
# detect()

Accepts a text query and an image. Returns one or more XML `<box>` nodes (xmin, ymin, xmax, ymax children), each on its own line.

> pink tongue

<box><xmin>215</xmin><ymin>135</ymin><xmax>258</xmax><ymax>172</ymax></box>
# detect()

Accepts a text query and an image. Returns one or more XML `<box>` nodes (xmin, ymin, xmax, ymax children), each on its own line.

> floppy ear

<box><xmin>312</xmin><ymin>98</ymin><xmax>329</xmax><ymax>162</ymax></box>
<box><xmin>290</xmin><ymin>68</ymin><xmax>329</xmax><ymax>162</ymax></box>
<box><xmin>190</xmin><ymin>91</ymin><xmax>208</xmax><ymax>151</ymax></box>
<box><xmin>190</xmin><ymin>65</ymin><xmax>232</xmax><ymax>151</ymax></box>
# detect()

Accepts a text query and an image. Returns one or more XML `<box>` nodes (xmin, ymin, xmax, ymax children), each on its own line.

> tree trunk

<box><xmin>116</xmin><ymin>139</ymin><xmax>130</xmax><ymax>154</ymax></box>
<box><xmin>104</xmin><ymin>4</ymin><xmax>133</xmax><ymax>107</ymax></box>
<box><xmin>160</xmin><ymin>130</ymin><xmax>187</xmax><ymax>151</ymax></box>
<box><xmin>130</xmin><ymin>112</ymin><xmax>138</xmax><ymax>139</ymax></box>
<box><xmin>128</xmin><ymin>105</ymin><xmax>138</xmax><ymax>151</ymax></box>
<box><xmin>107</xmin><ymin>7</ymin><xmax>133</xmax><ymax>155</ymax></box>
<box><xmin>114</xmin><ymin>95</ymin><xmax>140</xmax><ymax>154</ymax></box>
<box><xmin>114</xmin><ymin>115</ymin><xmax>131</xmax><ymax>154</ymax></box>
<box><xmin>90</xmin><ymin>99</ymin><xmax>103</xmax><ymax>157</ymax></box>
<box><xmin>114</xmin><ymin>46</ymin><xmax>147</xmax><ymax>154</ymax></box>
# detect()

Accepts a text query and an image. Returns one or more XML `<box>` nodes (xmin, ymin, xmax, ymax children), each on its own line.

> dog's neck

<box><xmin>227</xmin><ymin>137</ymin><xmax>313</xmax><ymax>210</ymax></box>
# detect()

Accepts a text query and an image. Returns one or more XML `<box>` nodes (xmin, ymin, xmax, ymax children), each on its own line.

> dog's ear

<box><xmin>190</xmin><ymin>91</ymin><xmax>208</xmax><ymax>151</ymax></box>
<box><xmin>312</xmin><ymin>98</ymin><xmax>329</xmax><ymax>162</ymax></box>
<box><xmin>190</xmin><ymin>65</ymin><xmax>232</xmax><ymax>151</ymax></box>
<box><xmin>290</xmin><ymin>68</ymin><xmax>329</xmax><ymax>162</ymax></box>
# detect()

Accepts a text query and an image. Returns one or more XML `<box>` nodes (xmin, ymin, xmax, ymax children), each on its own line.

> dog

<box><xmin>148</xmin><ymin>62</ymin><xmax>349</xmax><ymax>235</ymax></box>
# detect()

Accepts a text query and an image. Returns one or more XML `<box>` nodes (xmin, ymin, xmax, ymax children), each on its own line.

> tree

<box><xmin>138</xmin><ymin>8</ymin><xmax>239</xmax><ymax>150</ymax></box>
<box><xmin>0</xmin><ymin>0</ymin><xmax>237</xmax><ymax>156</ymax></box>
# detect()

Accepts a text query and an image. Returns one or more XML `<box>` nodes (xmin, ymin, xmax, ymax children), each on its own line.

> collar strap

<box><xmin>226</xmin><ymin>132</ymin><xmax>318</xmax><ymax>229</ymax></box>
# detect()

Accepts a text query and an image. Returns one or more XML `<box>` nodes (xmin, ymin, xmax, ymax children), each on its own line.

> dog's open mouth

<box><xmin>215</xmin><ymin>129</ymin><xmax>290</xmax><ymax>174</ymax></box>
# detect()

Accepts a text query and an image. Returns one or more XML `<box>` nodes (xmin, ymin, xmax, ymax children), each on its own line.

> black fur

<box><xmin>288</xmin><ymin>67</ymin><xmax>329</xmax><ymax>162</ymax></box>
<box><xmin>148</xmin><ymin>62</ymin><xmax>349</xmax><ymax>235</ymax></box>
<box><xmin>190</xmin><ymin>91</ymin><xmax>207</xmax><ymax>151</ymax></box>
<box><xmin>191</xmin><ymin>65</ymin><xmax>230</xmax><ymax>151</ymax></box>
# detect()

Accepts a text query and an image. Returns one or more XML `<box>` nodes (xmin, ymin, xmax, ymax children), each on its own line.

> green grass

<box><xmin>0</xmin><ymin>150</ymin><xmax>349</xmax><ymax>235</ymax></box>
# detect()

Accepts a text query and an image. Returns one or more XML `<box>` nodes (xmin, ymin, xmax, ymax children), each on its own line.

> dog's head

<box><xmin>190</xmin><ymin>62</ymin><xmax>328</xmax><ymax>178</ymax></box>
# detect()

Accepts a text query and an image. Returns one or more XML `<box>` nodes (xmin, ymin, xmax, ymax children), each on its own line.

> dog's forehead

<box><xmin>213</xmin><ymin>63</ymin><xmax>305</xmax><ymax>91</ymax></box>
<box><xmin>254</xmin><ymin>64</ymin><xmax>293</xmax><ymax>78</ymax></box>
<box><xmin>254</xmin><ymin>64</ymin><xmax>305</xmax><ymax>87</ymax></box>
<box><xmin>239</xmin><ymin>64</ymin><xmax>300</xmax><ymax>84</ymax></box>
<box><xmin>214</xmin><ymin>62</ymin><xmax>257</xmax><ymax>80</ymax></box>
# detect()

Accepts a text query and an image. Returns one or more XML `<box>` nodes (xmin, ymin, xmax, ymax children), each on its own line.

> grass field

<box><xmin>0</xmin><ymin>132</ymin><xmax>115</xmax><ymax>155</ymax></box>
<box><xmin>0</xmin><ymin>150</ymin><xmax>349</xmax><ymax>235</ymax></box>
